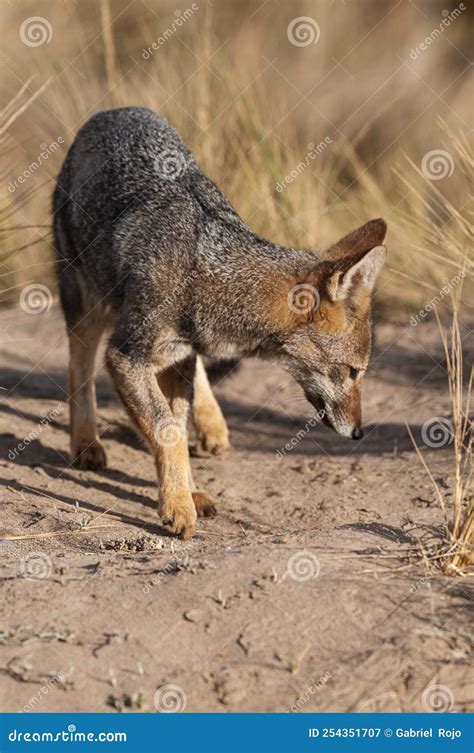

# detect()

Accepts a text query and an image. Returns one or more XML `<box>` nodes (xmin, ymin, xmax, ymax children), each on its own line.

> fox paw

<box><xmin>72</xmin><ymin>439</ymin><xmax>107</xmax><ymax>470</ymax></box>
<box><xmin>192</xmin><ymin>491</ymin><xmax>217</xmax><ymax>518</ymax></box>
<box><xmin>194</xmin><ymin>423</ymin><xmax>230</xmax><ymax>457</ymax></box>
<box><xmin>159</xmin><ymin>495</ymin><xmax>197</xmax><ymax>540</ymax></box>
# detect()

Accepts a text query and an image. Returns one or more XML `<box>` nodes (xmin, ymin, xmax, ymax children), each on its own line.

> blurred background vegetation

<box><xmin>0</xmin><ymin>0</ymin><xmax>472</xmax><ymax>319</ymax></box>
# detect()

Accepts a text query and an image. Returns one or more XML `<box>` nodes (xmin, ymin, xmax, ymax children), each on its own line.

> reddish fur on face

<box><xmin>261</xmin><ymin>219</ymin><xmax>386</xmax><ymax>437</ymax></box>
<box><xmin>315</xmin><ymin>296</ymin><xmax>348</xmax><ymax>334</ymax></box>
<box><xmin>338</xmin><ymin>383</ymin><xmax>362</xmax><ymax>426</ymax></box>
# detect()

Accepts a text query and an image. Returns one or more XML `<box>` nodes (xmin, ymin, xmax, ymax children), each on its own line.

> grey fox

<box><xmin>53</xmin><ymin>106</ymin><xmax>387</xmax><ymax>539</ymax></box>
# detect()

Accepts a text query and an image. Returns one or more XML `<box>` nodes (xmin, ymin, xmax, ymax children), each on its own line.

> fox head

<box><xmin>273</xmin><ymin>218</ymin><xmax>387</xmax><ymax>440</ymax></box>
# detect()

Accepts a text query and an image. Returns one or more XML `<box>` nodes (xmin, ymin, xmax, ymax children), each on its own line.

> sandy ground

<box><xmin>0</xmin><ymin>306</ymin><xmax>472</xmax><ymax>714</ymax></box>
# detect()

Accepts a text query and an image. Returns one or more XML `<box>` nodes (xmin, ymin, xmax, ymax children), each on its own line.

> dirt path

<box><xmin>0</xmin><ymin>307</ymin><xmax>471</xmax><ymax>713</ymax></box>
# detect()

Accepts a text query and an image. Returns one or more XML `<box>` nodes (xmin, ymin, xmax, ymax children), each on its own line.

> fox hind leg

<box><xmin>193</xmin><ymin>357</ymin><xmax>230</xmax><ymax>457</ymax></box>
<box><xmin>58</xmin><ymin>267</ymin><xmax>107</xmax><ymax>470</ymax></box>
<box><xmin>68</xmin><ymin>310</ymin><xmax>107</xmax><ymax>470</ymax></box>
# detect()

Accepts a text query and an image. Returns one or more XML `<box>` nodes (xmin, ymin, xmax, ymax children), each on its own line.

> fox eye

<box><xmin>349</xmin><ymin>367</ymin><xmax>359</xmax><ymax>380</ymax></box>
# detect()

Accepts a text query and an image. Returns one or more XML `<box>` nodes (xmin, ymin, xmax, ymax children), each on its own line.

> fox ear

<box><xmin>325</xmin><ymin>218</ymin><xmax>387</xmax><ymax>261</ymax></box>
<box><xmin>324</xmin><ymin>218</ymin><xmax>387</xmax><ymax>302</ymax></box>
<box><xmin>326</xmin><ymin>246</ymin><xmax>386</xmax><ymax>302</ymax></box>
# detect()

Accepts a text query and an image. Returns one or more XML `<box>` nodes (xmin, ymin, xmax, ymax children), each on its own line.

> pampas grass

<box><xmin>0</xmin><ymin>0</ymin><xmax>471</xmax><ymax>315</ymax></box>
<box><xmin>407</xmin><ymin>285</ymin><xmax>472</xmax><ymax>576</ymax></box>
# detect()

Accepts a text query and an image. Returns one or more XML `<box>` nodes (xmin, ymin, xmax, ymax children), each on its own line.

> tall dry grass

<box><xmin>407</xmin><ymin>289</ymin><xmax>472</xmax><ymax>575</ymax></box>
<box><xmin>438</xmin><ymin>290</ymin><xmax>473</xmax><ymax>573</ymax></box>
<box><xmin>0</xmin><ymin>0</ymin><xmax>472</xmax><ymax>317</ymax></box>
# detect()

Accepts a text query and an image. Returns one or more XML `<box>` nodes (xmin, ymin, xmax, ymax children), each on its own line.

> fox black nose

<box><xmin>351</xmin><ymin>427</ymin><xmax>364</xmax><ymax>440</ymax></box>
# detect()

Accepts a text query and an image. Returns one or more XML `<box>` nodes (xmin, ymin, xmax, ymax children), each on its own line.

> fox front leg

<box><xmin>105</xmin><ymin>346</ymin><xmax>197</xmax><ymax>540</ymax></box>
<box><xmin>158</xmin><ymin>360</ymin><xmax>217</xmax><ymax>520</ymax></box>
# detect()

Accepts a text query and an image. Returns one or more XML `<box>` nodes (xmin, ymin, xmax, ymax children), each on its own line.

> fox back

<box><xmin>53</xmin><ymin>106</ymin><xmax>241</xmax><ymax>299</ymax></box>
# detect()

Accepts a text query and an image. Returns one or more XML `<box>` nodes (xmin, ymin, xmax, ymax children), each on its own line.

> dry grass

<box><xmin>407</xmin><ymin>285</ymin><xmax>472</xmax><ymax>576</ymax></box>
<box><xmin>437</xmin><ymin>291</ymin><xmax>473</xmax><ymax>573</ymax></box>
<box><xmin>0</xmin><ymin>527</ymin><xmax>117</xmax><ymax>542</ymax></box>
<box><xmin>0</xmin><ymin>0</ymin><xmax>472</xmax><ymax>317</ymax></box>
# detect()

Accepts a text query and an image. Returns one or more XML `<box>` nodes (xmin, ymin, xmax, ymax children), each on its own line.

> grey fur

<box><xmin>53</xmin><ymin>107</ymin><xmax>314</xmax><ymax>359</ymax></box>
<box><xmin>53</xmin><ymin>106</ymin><xmax>386</xmax><ymax>448</ymax></box>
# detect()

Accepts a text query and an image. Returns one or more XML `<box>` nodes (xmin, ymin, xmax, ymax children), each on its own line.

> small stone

<box><xmin>184</xmin><ymin>608</ymin><xmax>205</xmax><ymax>623</ymax></box>
<box><xmin>33</xmin><ymin>465</ymin><xmax>48</xmax><ymax>477</ymax></box>
<box><xmin>222</xmin><ymin>687</ymin><xmax>246</xmax><ymax>705</ymax></box>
